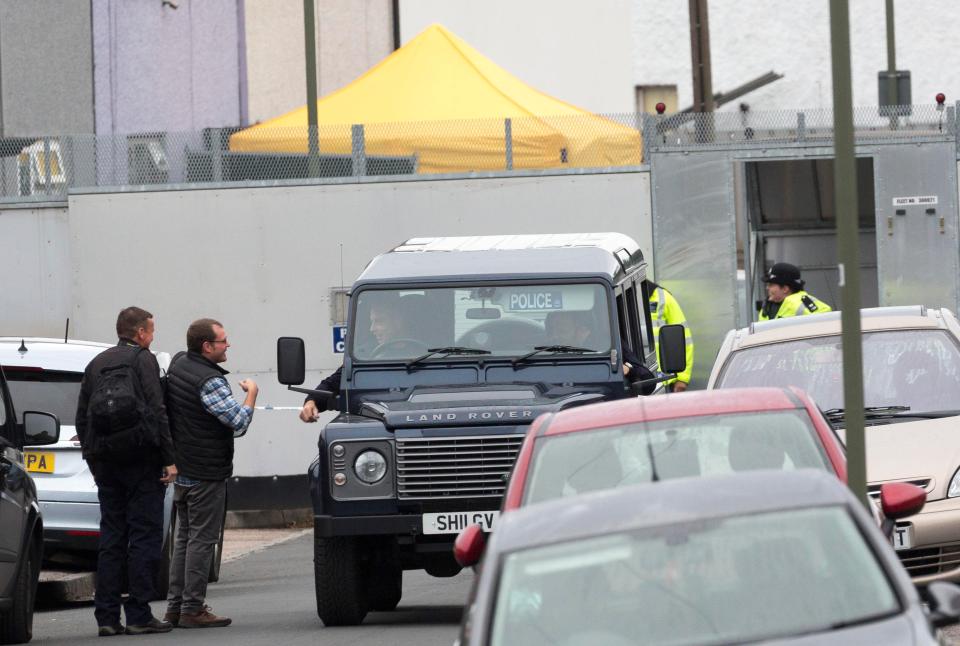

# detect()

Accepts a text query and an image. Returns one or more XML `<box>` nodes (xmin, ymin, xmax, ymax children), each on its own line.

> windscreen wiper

<box><xmin>405</xmin><ymin>346</ymin><xmax>490</xmax><ymax>369</ymax></box>
<box><xmin>823</xmin><ymin>406</ymin><xmax>911</xmax><ymax>423</ymax></box>
<box><xmin>511</xmin><ymin>345</ymin><xmax>595</xmax><ymax>369</ymax></box>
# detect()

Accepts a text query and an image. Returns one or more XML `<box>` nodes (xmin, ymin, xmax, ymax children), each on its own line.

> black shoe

<box><xmin>125</xmin><ymin>618</ymin><xmax>174</xmax><ymax>635</ymax></box>
<box><xmin>98</xmin><ymin>624</ymin><xmax>125</xmax><ymax>637</ymax></box>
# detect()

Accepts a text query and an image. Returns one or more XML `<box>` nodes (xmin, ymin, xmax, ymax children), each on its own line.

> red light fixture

<box><xmin>655</xmin><ymin>102</ymin><xmax>667</xmax><ymax>115</ymax></box>
<box><xmin>936</xmin><ymin>93</ymin><xmax>947</xmax><ymax>105</ymax></box>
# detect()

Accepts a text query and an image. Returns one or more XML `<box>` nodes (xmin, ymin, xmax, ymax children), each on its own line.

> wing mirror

<box><xmin>925</xmin><ymin>581</ymin><xmax>960</xmax><ymax>628</ymax></box>
<box><xmin>657</xmin><ymin>324</ymin><xmax>687</xmax><ymax>375</ymax></box>
<box><xmin>880</xmin><ymin>482</ymin><xmax>926</xmax><ymax>520</ymax></box>
<box><xmin>276</xmin><ymin>337</ymin><xmax>335</xmax><ymax>401</ymax></box>
<box><xmin>277</xmin><ymin>337</ymin><xmax>306</xmax><ymax>385</ymax></box>
<box><xmin>454</xmin><ymin>523</ymin><xmax>486</xmax><ymax>568</ymax></box>
<box><xmin>23</xmin><ymin>411</ymin><xmax>59</xmax><ymax>446</ymax></box>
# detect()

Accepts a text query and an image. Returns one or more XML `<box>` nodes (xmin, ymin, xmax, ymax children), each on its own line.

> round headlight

<box><xmin>354</xmin><ymin>450</ymin><xmax>387</xmax><ymax>484</ymax></box>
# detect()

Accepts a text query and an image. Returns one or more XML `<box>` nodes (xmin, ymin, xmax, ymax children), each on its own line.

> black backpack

<box><xmin>87</xmin><ymin>347</ymin><xmax>156</xmax><ymax>458</ymax></box>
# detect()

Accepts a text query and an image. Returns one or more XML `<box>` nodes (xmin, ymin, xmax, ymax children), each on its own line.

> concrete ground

<box><xmin>38</xmin><ymin>528</ymin><xmax>311</xmax><ymax>604</ymax></box>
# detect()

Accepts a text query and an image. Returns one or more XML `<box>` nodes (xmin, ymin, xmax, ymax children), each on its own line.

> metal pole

<box><xmin>351</xmin><ymin>124</ymin><xmax>366</xmax><ymax>176</ymax></box>
<box><xmin>303</xmin><ymin>0</ymin><xmax>320</xmax><ymax>177</ymax></box>
<box><xmin>885</xmin><ymin>0</ymin><xmax>897</xmax><ymax>106</ymax></box>
<box><xmin>688</xmin><ymin>0</ymin><xmax>714</xmax><ymax>113</ymax></box>
<box><xmin>504</xmin><ymin>118</ymin><xmax>513</xmax><ymax>171</ymax></box>
<box><xmin>885</xmin><ymin>0</ymin><xmax>899</xmax><ymax>127</ymax></box>
<box><xmin>830</xmin><ymin>0</ymin><xmax>868</xmax><ymax>508</ymax></box>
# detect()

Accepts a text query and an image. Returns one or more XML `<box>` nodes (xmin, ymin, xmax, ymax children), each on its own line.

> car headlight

<box><xmin>949</xmin><ymin>467</ymin><xmax>960</xmax><ymax>497</ymax></box>
<box><xmin>354</xmin><ymin>450</ymin><xmax>387</xmax><ymax>484</ymax></box>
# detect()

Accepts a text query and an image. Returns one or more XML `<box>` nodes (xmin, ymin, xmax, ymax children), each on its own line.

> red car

<box><xmin>501</xmin><ymin>386</ymin><xmax>847</xmax><ymax>512</ymax></box>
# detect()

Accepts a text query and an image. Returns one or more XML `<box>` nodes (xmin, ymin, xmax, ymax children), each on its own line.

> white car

<box><xmin>0</xmin><ymin>337</ymin><xmax>204</xmax><ymax>593</ymax></box>
<box><xmin>707</xmin><ymin>307</ymin><xmax>960</xmax><ymax>584</ymax></box>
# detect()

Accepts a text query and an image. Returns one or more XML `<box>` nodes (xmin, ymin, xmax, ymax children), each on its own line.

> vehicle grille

<box><xmin>866</xmin><ymin>478</ymin><xmax>932</xmax><ymax>500</ymax></box>
<box><xmin>395</xmin><ymin>434</ymin><xmax>525</xmax><ymax>500</ymax></box>
<box><xmin>897</xmin><ymin>542</ymin><xmax>960</xmax><ymax>578</ymax></box>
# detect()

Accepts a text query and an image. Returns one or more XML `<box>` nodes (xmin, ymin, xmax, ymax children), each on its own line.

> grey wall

<box><xmin>92</xmin><ymin>0</ymin><xmax>242</xmax><ymax>134</ymax></box>
<box><xmin>66</xmin><ymin>171</ymin><xmax>652</xmax><ymax>476</ymax></box>
<box><xmin>0</xmin><ymin>0</ymin><xmax>94</xmax><ymax>135</ymax></box>
<box><xmin>0</xmin><ymin>204</ymin><xmax>71</xmax><ymax>336</ymax></box>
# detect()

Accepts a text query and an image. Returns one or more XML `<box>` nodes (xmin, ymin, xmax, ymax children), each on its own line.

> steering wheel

<box><xmin>370</xmin><ymin>338</ymin><xmax>429</xmax><ymax>358</ymax></box>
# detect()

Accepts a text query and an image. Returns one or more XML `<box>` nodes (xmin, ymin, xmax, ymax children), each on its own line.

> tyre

<box><xmin>0</xmin><ymin>536</ymin><xmax>39</xmax><ymax>644</ymax></box>
<box><xmin>314</xmin><ymin>533</ymin><xmax>367</xmax><ymax>626</ymax></box>
<box><xmin>207</xmin><ymin>500</ymin><xmax>226</xmax><ymax>583</ymax></box>
<box><xmin>367</xmin><ymin>561</ymin><xmax>402</xmax><ymax>612</ymax></box>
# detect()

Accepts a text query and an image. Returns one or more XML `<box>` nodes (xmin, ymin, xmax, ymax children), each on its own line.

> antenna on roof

<box><xmin>64</xmin><ymin>318</ymin><xmax>70</xmax><ymax>343</ymax></box>
<box><xmin>18</xmin><ymin>339</ymin><xmax>27</xmax><ymax>355</ymax></box>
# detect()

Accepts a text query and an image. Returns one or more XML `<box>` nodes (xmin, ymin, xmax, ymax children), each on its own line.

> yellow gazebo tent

<box><xmin>229</xmin><ymin>24</ymin><xmax>642</xmax><ymax>174</ymax></box>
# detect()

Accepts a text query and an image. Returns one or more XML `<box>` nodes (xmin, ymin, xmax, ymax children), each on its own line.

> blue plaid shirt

<box><xmin>176</xmin><ymin>376</ymin><xmax>253</xmax><ymax>487</ymax></box>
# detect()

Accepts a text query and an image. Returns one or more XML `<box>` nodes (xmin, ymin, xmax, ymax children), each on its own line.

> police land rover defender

<box><xmin>276</xmin><ymin>233</ymin><xmax>685</xmax><ymax>626</ymax></box>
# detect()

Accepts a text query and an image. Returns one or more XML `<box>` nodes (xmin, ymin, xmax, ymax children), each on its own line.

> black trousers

<box><xmin>93</xmin><ymin>460</ymin><xmax>165</xmax><ymax>627</ymax></box>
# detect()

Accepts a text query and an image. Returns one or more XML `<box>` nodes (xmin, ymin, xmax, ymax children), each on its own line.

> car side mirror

<box><xmin>277</xmin><ymin>337</ymin><xmax>306</xmax><ymax>386</ymax></box>
<box><xmin>925</xmin><ymin>581</ymin><xmax>960</xmax><ymax>628</ymax></box>
<box><xmin>658</xmin><ymin>324</ymin><xmax>687</xmax><ymax>375</ymax></box>
<box><xmin>880</xmin><ymin>482</ymin><xmax>926</xmax><ymax>520</ymax></box>
<box><xmin>454</xmin><ymin>523</ymin><xmax>486</xmax><ymax>568</ymax></box>
<box><xmin>23</xmin><ymin>411</ymin><xmax>59</xmax><ymax>446</ymax></box>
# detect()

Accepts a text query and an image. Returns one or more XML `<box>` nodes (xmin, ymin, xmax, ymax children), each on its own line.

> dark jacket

<box><xmin>166</xmin><ymin>351</ymin><xmax>235</xmax><ymax>481</ymax></box>
<box><xmin>76</xmin><ymin>339</ymin><xmax>175</xmax><ymax>469</ymax></box>
<box><xmin>306</xmin><ymin>365</ymin><xmax>343</xmax><ymax>411</ymax></box>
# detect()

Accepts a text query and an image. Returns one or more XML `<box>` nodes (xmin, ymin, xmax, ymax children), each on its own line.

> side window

<box><xmin>624</xmin><ymin>282</ymin><xmax>644</xmax><ymax>355</ymax></box>
<box><xmin>614</xmin><ymin>289</ymin><xmax>631</xmax><ymax>354</ymax></box>
<box><xmin>0</xmin><ymin>371</ymin><xmax>8</xmax><ymax>427</ymax></box>
<box><xmin>638</xmin><ymin>278</ymin><xmax>656</xmax><ymax>351</ymax></box>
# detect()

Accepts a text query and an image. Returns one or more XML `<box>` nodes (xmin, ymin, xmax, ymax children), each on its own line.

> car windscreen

<box><xmin>5</xmin><ymin>369</ymin><xmax>82</xmax><ymax>426</ymax></box>
<box><xmin>350</xmin><ymin>284</ymin><xmax>612</xmax><ymax>361</ymax></box>
<box><xmin>717</xmin><ymin>329</ymin><xmax>960</xmax><ymax>412</ymax></box>
<box><xmin>490</xmin><ymin>506</ymin><xmax>898</xmax><ymax>646</ymax></box>
<box><xmin>523</xmin><ymin>411</ymin><xmax>831</xmax><ymax>506</ymax></box>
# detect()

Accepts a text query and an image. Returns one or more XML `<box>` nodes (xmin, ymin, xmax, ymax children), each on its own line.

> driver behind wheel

<box><xmin>299</xmin><ymin>295</ymin><xmax>424</xmax><ymax>423</ymax></box>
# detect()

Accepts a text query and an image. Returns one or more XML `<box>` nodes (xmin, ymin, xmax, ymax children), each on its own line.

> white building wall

<box><xmin>0</xmin><ymin>205</ymin><xmax>71</xmax><ymax>337</ymax></box>
<box><xmin>634</xmin><ymin>0</ymin><xmax>960</xmax><ymax>113</ymax></box>
<box><xmin>399</xmin><ymin>0</ymin><xmax>635</xmax><ymax>114</ymax></box>
<box><xmin>244</xmin><ymin>0</ymin><xmax>393</xmax><ymax>125</ymax></box>
<box><xmin>66</xmin><ymin>171</ymin><xmax>651</xmax><ymax>477</ymax></box>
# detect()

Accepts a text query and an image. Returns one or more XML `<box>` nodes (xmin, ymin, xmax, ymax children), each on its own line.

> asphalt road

<box><xmin>32</xmin><ymin>532</ymin><xmax>470</xmax><ymax>645</ymax></box>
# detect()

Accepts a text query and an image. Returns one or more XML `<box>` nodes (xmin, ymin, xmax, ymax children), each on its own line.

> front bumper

<box><xmin>315</xmin><ymin>514</ymin><xmax>422</xmax><ymax>537</ymax></box>
<box><xmin>895</xmin><ymin>496</ymin><xmax>960</xmax><ymax>584</ymax></box>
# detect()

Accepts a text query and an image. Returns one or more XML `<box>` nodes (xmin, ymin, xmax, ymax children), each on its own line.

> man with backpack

<box><xmin>163</xmin><ymin>318</ymin><xmax>258</xmax><ymax>629</ymax></box>
<box><xmin>75</xmin><ymin>306</ymin><xmax>177</xmax><ymax>636</ymax></box>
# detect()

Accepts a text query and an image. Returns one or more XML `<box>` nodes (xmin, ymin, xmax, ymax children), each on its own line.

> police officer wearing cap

<box><xmin>758</xmin><ymin>262</ymin><xmax>832</xmax><ymax>321</ymax></box>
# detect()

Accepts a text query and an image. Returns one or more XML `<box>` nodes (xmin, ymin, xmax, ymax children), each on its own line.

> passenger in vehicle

<box><xmin>757</xmin><ymin>262</ymin><xmax>832</xmax><ymax>321</ymax></box>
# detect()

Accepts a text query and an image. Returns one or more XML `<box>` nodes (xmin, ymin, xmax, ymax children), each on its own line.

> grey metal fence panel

<box><xmin>650</xmin><ymin>151</ymin><xmax>738</xmax><ymax>388</ymax></box>
<box><xmin>0</xmin><ymin>105</ymin><xmax>955</xmax><ymax>203</ymax></box>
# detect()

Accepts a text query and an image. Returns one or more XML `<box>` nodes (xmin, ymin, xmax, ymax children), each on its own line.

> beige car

<box><xmin>708</xmin><ymin>306</ymin><xmax>960</xmax><ymax>584</ymax></box>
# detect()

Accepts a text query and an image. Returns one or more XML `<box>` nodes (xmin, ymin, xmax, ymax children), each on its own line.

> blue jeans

<box><xmin>93</xmin><ymin>461</ymin><xmax>165</xmax><ymax>627</ymax></box>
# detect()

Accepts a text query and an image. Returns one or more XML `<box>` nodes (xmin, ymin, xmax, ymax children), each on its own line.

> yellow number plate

<box><xmin>24</xmin><ymin>452</ymin><xmax>55</xmax><ymax>474</ymax></box>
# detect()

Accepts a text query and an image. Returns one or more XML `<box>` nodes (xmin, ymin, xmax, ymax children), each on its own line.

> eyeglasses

<box><xmin>207</xmin><ymin>338</ymin><xmax>228</xmax><ymax>345</ymax></box>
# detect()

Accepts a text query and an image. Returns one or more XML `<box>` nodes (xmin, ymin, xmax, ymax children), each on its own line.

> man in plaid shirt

<box><xmin>163</xmin><ymin>318</ymin><xmax>258</xmax><ymax>629</ymax></box>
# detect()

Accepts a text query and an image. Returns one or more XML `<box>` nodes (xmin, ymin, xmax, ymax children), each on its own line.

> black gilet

<box><xmin>166</xmin><ymin>351</ymin><xmax>235</xmax><ymax>480</ymax></box>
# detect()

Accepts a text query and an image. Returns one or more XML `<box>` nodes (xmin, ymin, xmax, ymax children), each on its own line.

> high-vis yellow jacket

<box><xmin>758</xmin><ymin>291</ymin><xmax>832</xmax><ymax>321</ymax></box>
<box><xmin>649</xmin><ymin>286</ymin><xmax>693</xmax><ymax>386</ymax></box>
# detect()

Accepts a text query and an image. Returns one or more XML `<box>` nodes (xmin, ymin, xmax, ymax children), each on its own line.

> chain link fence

<box><xmin>0</xmin><ymin>105</ymin><xmax>955</xmax><ymax>203</ymax></box>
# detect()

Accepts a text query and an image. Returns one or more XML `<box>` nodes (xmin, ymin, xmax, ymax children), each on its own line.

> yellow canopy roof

<box><xmin>229</xmin><ymin>24</ymin><xmax>641</xmax><ymax>173</ymax></box>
